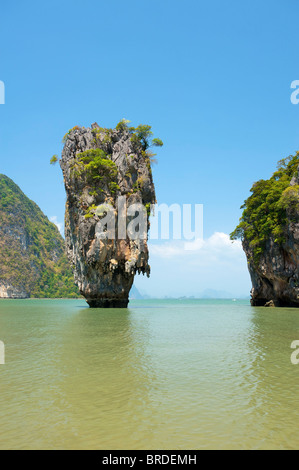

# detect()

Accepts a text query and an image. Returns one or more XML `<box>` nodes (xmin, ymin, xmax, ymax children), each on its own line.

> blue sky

<box><xmin>1</xmin><ymin>0</ymin><xmax>299</xmax><ymax>297</ymax></box>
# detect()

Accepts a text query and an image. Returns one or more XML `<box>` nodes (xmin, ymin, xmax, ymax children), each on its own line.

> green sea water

<box><xmin>0</xmin><ymin>298</ymin><xmax>299</xmax><ymax>450</ymax></box>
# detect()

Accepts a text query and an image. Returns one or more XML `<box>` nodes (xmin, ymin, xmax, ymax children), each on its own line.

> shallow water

<box><xmin>0</xmin><ymin>298</ymin><xmax>299</xmax><ymax>449</ymax></box>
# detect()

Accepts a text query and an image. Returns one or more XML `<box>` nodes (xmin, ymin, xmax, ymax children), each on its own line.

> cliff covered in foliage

<box><xmin>59</xmin><ymin>120</ymin><xmax>162</xmax><ymax>308</ymax></box>
<box><xmin>0</xmin><ymin>174</ymin><xmax>79</xmax><ymax>298</ymax></box>
<box><xmin>231</xmin><ymin>153</ymin><xmax>299</xmax><ymax>307</ymax></box>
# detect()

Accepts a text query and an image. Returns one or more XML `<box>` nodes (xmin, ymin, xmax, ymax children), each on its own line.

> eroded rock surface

<box><xmin>60</xmin><ymin>123</ymin><xmax>157</xmax><ymax>308</ymax></box>
<box><xmin>0</xmin><ymin>174</ymin><xmax>78</xmax><ymax>299</ymax></box>
<box><xmin>243</xmin><ymin>164</ymin><xmax>299</xmax><ymax>307</ymax></box>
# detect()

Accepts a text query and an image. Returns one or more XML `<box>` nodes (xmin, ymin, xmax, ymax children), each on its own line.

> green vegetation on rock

<box><xmin>62</xmin><ymin>125</ymin><xmax>80</xmax><ymax>144</ymax></box>
<box><xmin>115</xmin><ymin>118</ymin><xmax>163</xmax><ymax>156</ymax></box>
<box><xmin>0</xmin><ymin>174</ymin><xmax>79</xmax><ymax>298</ymax></box>
<box><xmin>116</xmin><ymin>120</ymin><xmax>163</xmax><ymax>175</ymax></box>
<box><xmin>230</xmin><ymin>153</ymin><xmax>299</xmax><ymax>262</ymax></box>
<box><xmin>70</xmin><ymin>149</ymin><xmax>120</xmax><ymax>208</ymax></box>
<box><xmin>74</xmin><ymin>149</ymin><xmax>118</xmax><ymax>181</ymax></box>
<box><xmin>50</xmin><ymin>155</ymin><xmax>58</xmax><ymax>165</ymax></box>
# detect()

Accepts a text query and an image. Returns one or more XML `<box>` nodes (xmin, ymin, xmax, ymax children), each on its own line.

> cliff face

<box><xmin>60</xmin><ymin>122</ymin><xmax>158</xmax><ymax>308</ymax></box>
<box><xmin>232</xmin><ymin>156</ymin><xmax>299</xmax><ymax>307</ymax></box>
<box><xmin>244</xmin><ymin>225</ymin><xmax>299</xmax><ymax>307</ymax></box>
<box><xmin>0</xmin><ymin>174</ymin><xmax>79</xmax><ymax>298</ymax></box>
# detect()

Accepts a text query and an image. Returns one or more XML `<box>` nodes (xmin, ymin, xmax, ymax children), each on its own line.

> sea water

<box><xmin>0</xmin><ymin>298</ymin><xmax>298</xmax><ymax>450</ymax></box>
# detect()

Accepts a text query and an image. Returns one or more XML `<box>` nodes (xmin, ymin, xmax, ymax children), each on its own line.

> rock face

<box><xmin>245</xmin><ymin>232</ymin><xmax>299</xmax><ymax>307</ymax></box>
<box><xmin>60</xmin><ymin>123</ymin><xmax>157</xmax><ymax>308</ymax></box>
<box><xmin>0</xmin><ymin>284</ymin><xmax>29</xmax><ymax>299</ymax></box>
<box><xmin>241</xmin><ymin>164</ymin><xmax>299</xmax><ymax>307</ymax></box>
<box><xmin>0</xmin><ymin>174</ymin><xmax>79</xmax><ymax>299</ymax></box>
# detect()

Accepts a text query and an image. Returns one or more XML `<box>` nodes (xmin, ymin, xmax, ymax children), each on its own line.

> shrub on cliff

<box><xmin>230</xmin><ymin>152</ymin><xmax>299</xmax><ymax>262</ymax></box>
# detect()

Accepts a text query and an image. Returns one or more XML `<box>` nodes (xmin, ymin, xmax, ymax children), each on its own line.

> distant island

<box><xmin>0</xmin><ymin>174</ymin><xmax>79</xmax><ymax>299</ymax></box>
<box><xmin>231</xmin><ymin>153</ymin><xmax>299</xmax><ymax>307</ymax></box>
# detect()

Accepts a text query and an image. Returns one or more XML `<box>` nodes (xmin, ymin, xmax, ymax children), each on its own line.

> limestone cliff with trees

<box><xmin>59</xmin><ymin>120</ymin><xmax>163</xmax><ymax>308</ymax></box>
<box><xmin>231</xmin><ymin>153</ymin><xmax>299</xmax><ymax>307</ymax></box>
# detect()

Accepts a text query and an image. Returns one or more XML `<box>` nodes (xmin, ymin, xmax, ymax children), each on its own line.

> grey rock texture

<box><xmin>244</xmin><ymin>165</ymin><xmax>299</xmax><ymax>307</ymax></box>
<box><xmin>60</xmin><ymin>123</ymin><xmax>156</xmax><ymax>308</ymax></box>
<box><xmin>0</xmin><ymin>283</ymin><xmax>29</xmax><ymax>299</ymax></box>
<box><xmin>0</xmin><ymin>174</ymin><xmax>78</xmax><ymax>299</ymax></box>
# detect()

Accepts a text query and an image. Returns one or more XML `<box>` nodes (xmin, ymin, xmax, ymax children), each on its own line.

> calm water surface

<box><xmin>0</xmin><ymin>298</ymin><xmax>299</xmax><ymax>450</ymax></box>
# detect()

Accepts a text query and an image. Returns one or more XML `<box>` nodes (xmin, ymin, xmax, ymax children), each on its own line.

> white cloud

<box><xmin>150</xmin><ymin>232</ymin><xmax>242</xmax><ymax>259</ymax></box>
<box><xmin>50</xmin><ymin>216</ymin><xmax>63</xmax><ymax>235</ymax></box>
<box><xmin>135</xmin><ymin>232</ymin><xmax>250</xmax><ymax>297</ymax></box>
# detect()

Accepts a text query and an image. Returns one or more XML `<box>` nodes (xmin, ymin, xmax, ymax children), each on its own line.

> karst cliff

<box><xmin>60</xmin><ymin>120</ymin><xmax>162</xmax><ymax>308</ymax></box>
<box><xmin>231</xmin><ymin>153</ymin><xmax>299</xmax><ymax>307</ymax></box>
<box><xmin>0</xmin><ymin>174</ymin><xmax>79</xmax><ymax>299</ymax></box>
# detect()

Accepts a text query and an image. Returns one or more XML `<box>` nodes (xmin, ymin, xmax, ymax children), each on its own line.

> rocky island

<box><xmin>0</xmin><ymin>174</ymin><xmax>79</xmax><ymax>299</ymax></box>
<box><xmin>59</xmin><ymin>120</ymin><xmax>162</xmax><ymax>308</ymax></box>
<box><xmin>231</xmin><ymin>153</ymin><xmax>299</xmax><ymax>307</ymax></box>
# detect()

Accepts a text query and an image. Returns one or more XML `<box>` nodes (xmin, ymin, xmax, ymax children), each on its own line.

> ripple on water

<box><xmin>0</xmin><ymin>299</ymin><xmax>299</xmax><ymax>449</ymax></box>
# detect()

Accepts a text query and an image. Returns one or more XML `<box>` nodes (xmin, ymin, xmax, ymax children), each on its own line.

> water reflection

<box><xmin>0</xmin><ymin>301</ymin><xmax>160</xmax><ymax>449</ymax></box>
<box><xmin>1</xmin><ymin>300</ymin><xmax>299</xmax><ymax>449</ymax></box>
<box><xmin>41</xmin><ymin>306</ymin><xmax>159</xmax><ymax>449</ymax></box>
<box><xmin>241</xmin><ymin>307</ymin><xmax>299</xmax><ymax>449</ymax></box>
